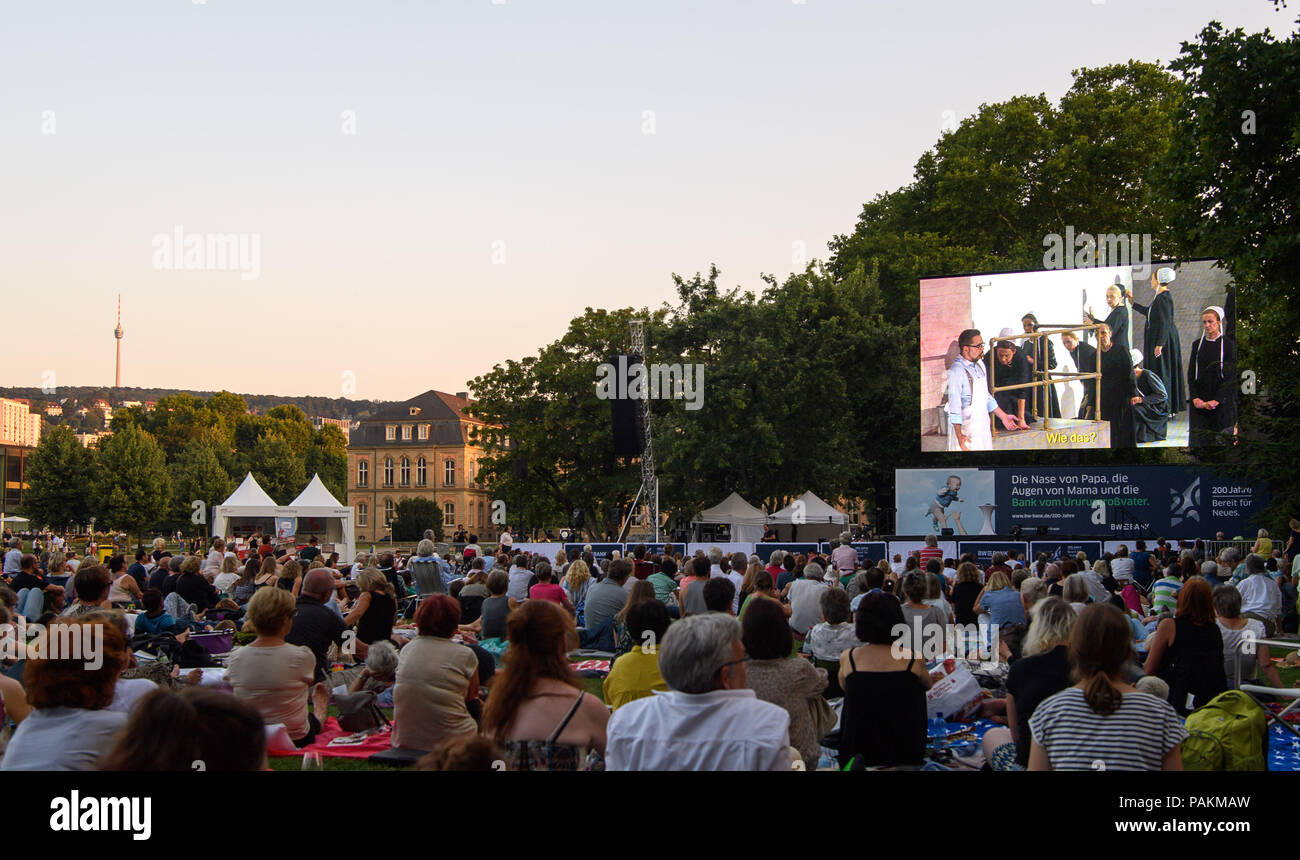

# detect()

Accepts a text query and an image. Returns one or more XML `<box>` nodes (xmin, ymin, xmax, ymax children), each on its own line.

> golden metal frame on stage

<box><xmin>987</xmin><ymin>323</ymin><xmax>1103</xmax><ymax>434</ymax></box>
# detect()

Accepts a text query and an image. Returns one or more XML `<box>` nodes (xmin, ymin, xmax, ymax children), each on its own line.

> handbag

<box><xmin>335</xmin><ymin>690</ymin><xmax>389</xmax><ymax>733</ymax></box>
<box><xmin>808</xmin><ymin>693</ymin><xmax>838</xmax><ymax>742</ymax></box>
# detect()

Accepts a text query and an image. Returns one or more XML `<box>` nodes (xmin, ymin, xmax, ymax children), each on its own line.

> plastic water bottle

<box><xmin>929</xmin><ymin>713</ymin><xmax>947</xmax><ymax>752</ymax></box>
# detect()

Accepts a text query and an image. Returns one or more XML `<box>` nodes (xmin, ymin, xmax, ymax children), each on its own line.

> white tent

<box><xmin>285</xmin><ymin>473</ymin><xmax>355</xmax><ymax>563</ymax></box>
<box><xmin>212</xmin><ymin>473</ymin><xmax>281</xmax><ymax>546</ymax></box>
<box><xmin>212</xmin><ymin>473</ymin><xmax>355</xmax><ymax>563</ymax></box>
<box><xmin>692</xmin><ymin>492</ymin><xmax>769</xmax><ymax>543</ymax></box>
<box><xmin>767</xmin><ymin>491</ymin><xmax>849</xmax><ymax>526</ymax></box>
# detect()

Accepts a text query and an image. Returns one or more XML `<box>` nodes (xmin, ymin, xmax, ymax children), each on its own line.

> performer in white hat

<box><xmin>1187</xmin><ymin>305</ymin><xmax>1236</xmax><ymax>447</ymax></box>
<box><xmin>1132</xmin><ymin>265</ymin><xmax>1186</xmax><ymax>416</ymax></box>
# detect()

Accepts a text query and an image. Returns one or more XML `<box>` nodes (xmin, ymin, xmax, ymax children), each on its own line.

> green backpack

<box><xmin>1182</xmin><ymin>690</ymin><xmax>1268</xmax><ymax>771</ymax></box>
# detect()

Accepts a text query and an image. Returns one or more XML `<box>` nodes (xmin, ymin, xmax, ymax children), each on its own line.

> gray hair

<box><xmin>748</xmin><ymin>554</ymin><xmax>760</xmax><ymax>566</ymax></box>
<box><xmin>769</xmin><ymin>550</ymin><xmax>785</xmax><ymax>566</ymax></box>
<box><xmin>354</xmin><ymin>551</ymin><xmax>371</xmax><ymax>567</ymax></box>
<box><xmin>840</xmin><ymin>531</ymin><xmax>852</xmax><ymax>544</ymax></box>
<box><xmin>803</xmin><ymin>562</ymin><xmax>825</xmax><ymax>582</ymax></box>
<box><xmin>416</xmin><ymin>539</ymin><xmax>436</xmax><ymax>557</ymax></box>
<box><xmin>1219</xmin><ymin>547</ymin><xmax>1241</xmax><ymax>565</ymax></box>
<box><xmin>365</xmin><ymin>640</ymin><xmax>399</xmax><ymax>679</ymax></box>
<box><xmin>1212</xmin><ymin>584</ymin><xmax>1242</xmax><ymax>619</ymax></box>
<box><xmin>423</xmin><ymin>529</ymin><xmax>435</xmax><ymax>540</ymax></box>
<box><xmin>658</xmin><ymin>613</ymin><xmax>741</xmax><ymax>694</ymax></box>
<box><xmin>1020</xmin><ymin>577</ymin><xmax>1047</xmax><ymax>611</ymax></box>
<box><xmin>707</xmin><ymin>546</ymin><xmax>724</xmax><ymax>566</ymax></box>
<box><xmin>1062</xmin><ymin>573</ymin><xmax>1090</xmax><ymax>604</ymax></box>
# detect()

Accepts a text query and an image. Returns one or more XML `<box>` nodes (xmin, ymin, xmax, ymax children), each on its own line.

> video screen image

<box><xmin>919</xmin><ymin>260</ymin><xmax>1234</xmax><ymax>452</ymax></box>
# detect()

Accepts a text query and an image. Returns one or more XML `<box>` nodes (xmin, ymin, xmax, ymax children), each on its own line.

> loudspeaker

<box><xmin>941</xmin><ymin>528</ymin><xmax>954</xmax><ymax>536</ymax></box>
<box><xmin>610</xmin><ymin>353</ymin><xmax>642</xmax><ymax>457</ymax></box>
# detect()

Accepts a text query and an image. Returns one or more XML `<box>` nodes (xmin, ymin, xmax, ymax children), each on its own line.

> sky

<box><xmin>1</xmin><ymin>0</ymin><xmax>1291</xmax><ymax>403</ymax></box>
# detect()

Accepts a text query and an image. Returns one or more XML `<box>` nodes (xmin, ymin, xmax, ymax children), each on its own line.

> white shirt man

<box><xmin>1237</xmin><ymin>569</ymin><xmax>1282</xmax><ymax>622</ymax></box>
<box><xmin>606</xmin><ymin>613</ymin><xmax>791</xmax><ymax>771</ymax></box>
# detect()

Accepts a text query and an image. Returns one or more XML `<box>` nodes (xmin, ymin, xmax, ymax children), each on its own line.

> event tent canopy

<box><xmin>212</xmin><ymin>473</ymin><xmax>355</xmax><ymax>562</ymax></box>
<box><xmin>767</xmin><ymin>490</ymin><xmax>849</xmax><ymax>525</ymax></box>
<box><xmin>692</xmin><ymin>492</ymin><xmax>768</xmax><ymax>543</ymax></box>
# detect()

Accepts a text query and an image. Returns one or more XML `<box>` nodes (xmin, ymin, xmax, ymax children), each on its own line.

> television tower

<box><xmin>114</xmin><ymin>295</ymin><xmax>123</xmax><ymax>388</ymax></box>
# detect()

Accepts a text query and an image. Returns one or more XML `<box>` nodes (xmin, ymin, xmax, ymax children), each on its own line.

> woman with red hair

<box><xmin>392</xmin><ymin>594</ymin><xmax>480</xmax><ymax>752</ymax></box>
<box><xmin>1143</xmin><ymin>576</ymin><xmax>1227</xmax><ymax>715</ymax></box>
<box><xmin>2</xmin><ymin>618</ymin><xmax>130</xmax><ymax>770</ymax></box>
<box><xmin>482</xmin><ymin>600</ymin><xmax>607</xmax><ymax>770</ymax></box>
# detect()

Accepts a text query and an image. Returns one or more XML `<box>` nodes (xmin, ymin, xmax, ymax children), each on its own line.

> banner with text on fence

<box><xmin>896</xmin><ymin>466</ymin><xmax>1264</xmax><ymax>540</ymax></box>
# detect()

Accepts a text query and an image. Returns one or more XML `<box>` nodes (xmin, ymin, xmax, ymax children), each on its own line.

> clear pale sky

<box><xmin>1</xmin><ymin>0</ymin><xmax>1290</xmax><ymax>403</ymax></box>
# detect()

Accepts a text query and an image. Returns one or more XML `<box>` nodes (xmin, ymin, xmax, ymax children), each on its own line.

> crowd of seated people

<box><xmin>0</xmin><ymin>530</ymin><xmax>1297</xmax><ymax>772</ymax></box>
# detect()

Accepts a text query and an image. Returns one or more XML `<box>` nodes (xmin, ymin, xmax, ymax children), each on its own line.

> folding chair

<box><xmin>1235</xmin><ymin>635</ymin><xmax>1300</xmax><ymax>738</ymax></box>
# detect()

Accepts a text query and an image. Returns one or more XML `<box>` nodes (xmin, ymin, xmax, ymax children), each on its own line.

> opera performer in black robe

<box><xmin>1085</xmin><ymin>282</ymin><xmax>1131</xmax><ymax>353</ymax></box>
<box><xmin>1188</xmin><ymin>305</ymin><xmax>1237</xmax><ymax>448</ymax></box>
<box><xmin>1130</xmin><ymin>349</ymin><xmax>1170</xmax><ymax>443</ymax></box>
<box><xmin>1131</xmin><ymin>266</ymin><xmax>1186</xmax><ymax>415</ymax></box>
<box><xmin>1061</xmin><ymin>331</ymin><xmax>1098</xmax><ymax>419</ymax></box>
<box><xmin>1097</xmin><ymin>324</ymin><xmax>1140</xmax><ymax>449</ymax></box>
<box><xmin>1020</xmin><ymin>313</ymin><xmax>1060</xmax><ymax>422</ymax></box>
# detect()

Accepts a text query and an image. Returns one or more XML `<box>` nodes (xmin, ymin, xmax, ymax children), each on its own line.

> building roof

<box><xmin>365</xmin><ymin>390</ymin><xmax>479</xmax><ymax>424</ymax></box>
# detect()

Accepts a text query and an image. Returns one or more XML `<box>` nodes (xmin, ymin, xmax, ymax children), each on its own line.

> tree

<box><xmin>90</xmin><ymin>424</ymin><xmax>171</xmax><ymax>540</ymax></box>
<box><xmin>1153</xmin><ymin>11</ymin><xmax>1300</xmax><ymax>525</ymax></box>
<box><xmin>21</xmin><ymin>426</ymin><xmax>95</xmax><ymax>530</ymax></box>
<box><xmin>466</xmin><ymin>307</ymin><xmax>651</xmax><ymax>539</ymax></box>
<box><xmin>307</xmin><ymin>424</ymin><xmax>348</xmax><ymax>501</ymax></box>
<box><xmin>169</xmin><ymin>438</ymin><xmax>235</xmax><ymax>536</ymax></box>
<box><xmin>391</xmin><ymin>498</ymin><xmax>444</xmax><ymax>543</ymax></box>
<box><xmin>250</xmin><ymin>434</ymin><xmax>306</xmax><ymax>505</ymax></box>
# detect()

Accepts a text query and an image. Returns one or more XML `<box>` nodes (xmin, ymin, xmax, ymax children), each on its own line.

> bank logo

<box><xmin>1170</xmin><ymin>477</ymin><xmax>1200</xmax><ymax>527</ymax></box>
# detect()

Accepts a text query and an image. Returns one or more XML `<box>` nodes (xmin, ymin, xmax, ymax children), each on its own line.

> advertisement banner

<box><xmin>897</xmin><ymin>466</ymin><xmax>1264</xmax><ymax>540</ymax></box>
<box><xmin>1029</xmin><ymin>540</ymin><xmax>1103</xmax><ymax>563</ymax></box>
<box><xmin>957</xmin><ymin>541</ymin><xmax>1028</xmax><ymax>567</ymax></box>
<box><xmin>565</xmin><ymin>542</ymin><xmax>623</xmax><ymax>562</ymax></box>
<box><xmin>753</xmin><ymin>543</ymin><xmax>819</xmax><ymax>564</ymax></box>
<box><xmin>820</xmin><ymin>542</ymin><xmax>889</xmax><ymax>565</ymax></box>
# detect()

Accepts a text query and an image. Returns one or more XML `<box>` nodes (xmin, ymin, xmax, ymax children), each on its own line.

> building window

<box><xmin>480</xmin><ymin>500</ymin><xmax>486</xmax><ymax>529</ymax></box>
<box><xmin>400</xmin><ymin>457</ymin><xmax>410</xmax><ymax>486</ymax></box>
<box><xmin>418</xmin><ymin>424</ymin><xmax>429</xmax><ymax>441</ymax></box>
<box><xmin>385</xmin><ymin>425</ymin><xmax>396</xmax><ymax>441</ymax></box>
<box><xmin>384</xmin><ymin>458</ymin><xmax>394</xmax><ymax>486</ymax></box>
<box><xmin>358</xmin><ymin>502</ymin><xmax>368</xmax><ymax>526</ymax></box>
<box><xmin>416</xmin><ymin>457</ymin><xmax>426</xmax><ymax>486</ymax></box>
<box><xmin>444</xmin><ymin>501</ymin><xmax>455</xmax><ymax>523</ymax></box>
<box><xmin>444</xmin><ymin>459</ymin><xmax>455</xmax><ymax>486</ymax></box>
<box><xmin>384</xmin><ymin>499</ymin><xmax>394</xmax><ymax>525</ymax></box>
<box><xmin>357</xmin><ymin>460</ymin><xmax>369</xmax><ymax>487</ymax></box>
<box><xmin>402</xmin><ymin>424</ymin><xmax>412</xmax><ymax>441</ymax></box>
<box><xmin>468</xmin><ymin>502</ymin><xmax>474</xmax><ymax>528</ymax></box>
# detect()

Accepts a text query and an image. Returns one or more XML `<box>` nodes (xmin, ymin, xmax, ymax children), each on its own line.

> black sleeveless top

<box><xmin>1158</xmin><ymin>617</ymin><xmax>1226</xmax><ymax>715</ymax></box>
<box><xmin>838</xmin><ymin>649</ymin><xmax>928</xmax><ymax>769</ymax></box>
<box><xmin>356</xmin><ymin>592</ymin><xmax>397</xmax><ymax>645</ymax></box>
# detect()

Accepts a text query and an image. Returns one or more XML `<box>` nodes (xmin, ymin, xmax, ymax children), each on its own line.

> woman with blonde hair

<box><xmin>345</xmin><ymin>567</ymin><xmax>398</xmax><ymax>645</ymax></box>
<box><xmin>983</xmin><ymin>597</ymin><xmax>1076</xmax><ymax>769</ymax></box>
<box><xmin>562</xmin><ymin>559</ymin><xmax>592</xmax><ymax>609</ymax></box>
<box><xmin>225</xmin><ymin>587</ymin><xmax>322</xmax><ymax>748</ymax></box>
<box><xmin>739</xmin><ymin>558</ymin><xmax>764</xmax><ymax>610</ymax></box>
<box><xmin>254</xmin><ymin>555</ymin><xmax>278</xmax><ymax>588</ymax></box>
<box><xmin>276</xmin><ymin>559</ymin><xmax>303</xmax><ymax>598</ymax></box>
<box><xmin>214</xmin><ymin>554</ymin><xmax>241</xmax><ymax>593</ymax></box>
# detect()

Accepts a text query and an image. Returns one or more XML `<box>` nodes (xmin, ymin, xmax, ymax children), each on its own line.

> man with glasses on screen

<box><xmin>947</xmin><ymin>329</ymin><xmax>1029</xmax><ymax>451</ymax></box>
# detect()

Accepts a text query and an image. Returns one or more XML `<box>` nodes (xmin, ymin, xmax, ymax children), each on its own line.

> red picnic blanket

<box><xmin>269</xmin><ymin>718</ymin><xmax>397</xmax><ymax>759</ymax></box>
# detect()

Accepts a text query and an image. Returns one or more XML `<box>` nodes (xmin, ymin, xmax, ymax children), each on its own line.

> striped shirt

<box><xmin>1029</xmin><ymin>687</ymin><xmax>1187</xmax><ymax>771</ymax></box>
<box><xmin>1151</xmin><ymin>576</ymin><xmax>1182</xmax><ymax>614</ymax></box>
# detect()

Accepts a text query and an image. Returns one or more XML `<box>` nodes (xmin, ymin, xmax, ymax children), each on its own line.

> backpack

<box><xmin>1182</xmin><ymin>690</ymin><xmax>1268</xmax><ymax>771</ymax></box>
